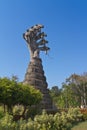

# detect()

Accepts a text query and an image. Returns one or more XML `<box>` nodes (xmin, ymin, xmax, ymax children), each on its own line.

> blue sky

<box><xmin>0</xmin><ymin>0</ymin><xmax>87</xmax><ymax>88</ymax></box>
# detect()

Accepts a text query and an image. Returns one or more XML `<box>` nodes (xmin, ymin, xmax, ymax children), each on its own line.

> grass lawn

<box><xmin>71</xmin><ymin>121</ymin><xmax>87</xmax><ymax>130</ymax></box>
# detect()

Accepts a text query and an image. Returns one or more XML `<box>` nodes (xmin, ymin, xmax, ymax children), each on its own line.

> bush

<box><xmin>67</xmin><ymin>108</ymin><xmax>83</xmax><ymax>123</ymax></box>
<box><xmin>0</xmin><ymin>106</ymin><xmax>5</xmax><ymax>119</ymax></box>
<box><xmin>80</xmin><ymin>108</ymin><xmax>87</xmax><ymax>120</ymax></box>
<box><xmin>0</xmin><ymin>108</ymin><xmax>84</xmax><ymax>130</ymax></box>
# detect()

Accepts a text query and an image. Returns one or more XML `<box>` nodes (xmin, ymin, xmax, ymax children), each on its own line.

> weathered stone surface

<box><xmin>23</xmin><ymin>57</ymin><xmax>53</xmax><ymax>110</ymax></box>
<box><xmin>23</xmin><ymin>24</ymin><xmax>57</xmax><ymax>112</ymax></box>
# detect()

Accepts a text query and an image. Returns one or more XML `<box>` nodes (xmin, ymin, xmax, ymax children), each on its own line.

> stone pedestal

<box><xmin>23</xmin><ymin>57</ymin><xmax>54</xmax><ymax>111</ymax></box>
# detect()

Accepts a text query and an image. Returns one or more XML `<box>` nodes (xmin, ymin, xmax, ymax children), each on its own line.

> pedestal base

<box><xmin>23</xmin><ymin>57</ymin><xmax>57</xmax><ymax>112</ymax></box>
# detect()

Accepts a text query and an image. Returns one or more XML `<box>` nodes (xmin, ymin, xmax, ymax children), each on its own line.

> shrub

<box><xmin>0</xmin><ymin>108</ymin><xmax>84</xmax><ymax>130</ymax></box>
<box><xmin>80</xmin><ymin>108</ymin><xmax>87</xmax><ymax>120</ymax></box>
<box><xmin>67</xmin><ymin>108</ymin><xmax>83</xmax><ymax>123</ymax></box>
<box><xmin>0</xmin><ymin>106</ymin><xmax>5</xmax><ymax>119</ymax></box>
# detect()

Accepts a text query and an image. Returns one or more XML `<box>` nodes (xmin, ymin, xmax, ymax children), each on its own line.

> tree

<box><xmin>0</xmin><ymin>77</ymin><xmax>42</xmax><ymax>115</ymax></box>
<box><xmin>50</xmin><ymin>86</ymin><xmax>61</xmax><ymax>108</ymax></box>
<box><xmin>17</xmin><ymin>83</ymin><xmax>42</xmax><ymax>116</ymax></box>
<box><xmin>66</xmin><ymin>73</ymin><xmax>87</xmax><ymax>108</ymax></box>
<box><xmin>60</xmin><ymin>83</ymin><xmax>79</xmax><ymax>108</ymax></box>
<box><xmin>0</xmin><ymin>77</ymin><xmax>17</xmax><ymax>112</ymax></box>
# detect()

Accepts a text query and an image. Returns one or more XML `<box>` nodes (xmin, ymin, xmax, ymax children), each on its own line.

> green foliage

<box><xmin>0</xmin><ymin>77</ymin><xmax>19</xmax><ymax>112</ymax></box>
<box><xmin>50</xmin><ymin>73</ymin><xmax>87</xmax><ymax>109</ymax></box>
<box><xmin>17</xmin><ymin>83</ymin><xmax>42</xmax><ymax>107</ymax></box>
<box><xmin>34</xmin><ymin>110</ymin><xmax>54</xmax><ymax>130</ymax></box>
<box><xmin>80</xmin><ymin>108</ymin><xmax>87</xmax><ymax>120</ymax></box>
<box><xmin>66</xmin><ymin>73</ymin><xmax>87</xmax><ymax>107</ymax></box>
<box><xmin>50</xmin><ymin>86</ymin><xmax>61</xmax><ymax>108</ymax></box>
<box><xmin>13</xmin><ymin>105</ymin><xmax>24</xmax><ymax>115</ymax></box>
<box><xmin>67</xmin><ymin>108</ymin><xmax>83</xmax><ymax>122</ymax></box>
<box><xmin>83</xmin><ymin>113</ymin><xmax>87</xmax><ymax>120</ymax></box>
<box><xmin>0</xmin><ymin>77</ymin><xmax>42</xmax><ymax>117</ymax></box>
<box><xmin>0</xmin><ymin>73</ymin><xmax>87</xmax><ymax>129</ymax></box>
<box><xmin>0</xmin><ymin>113</ymin><xmax>14</xmax><ymax>130</ymax></box>
<box><xmin>0</xmin><ymin>108</ymin><xmax>83</xmax><ymax>130</ymax></box>
<box><xmin>0</xmin><ymin>106</ymin><xmax>5</xmax><ymax>119</ymax></box>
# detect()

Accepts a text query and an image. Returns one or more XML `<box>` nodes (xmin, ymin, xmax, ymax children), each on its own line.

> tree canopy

<box><xmin>0</xmin><ymin>77</ymin><xmax>42</xmax><ymax>114</ymax></box>
<box><xmin>50</xmin><ymin>73</ymin><xmax>87</xmax><ymax>108</ymax></box>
